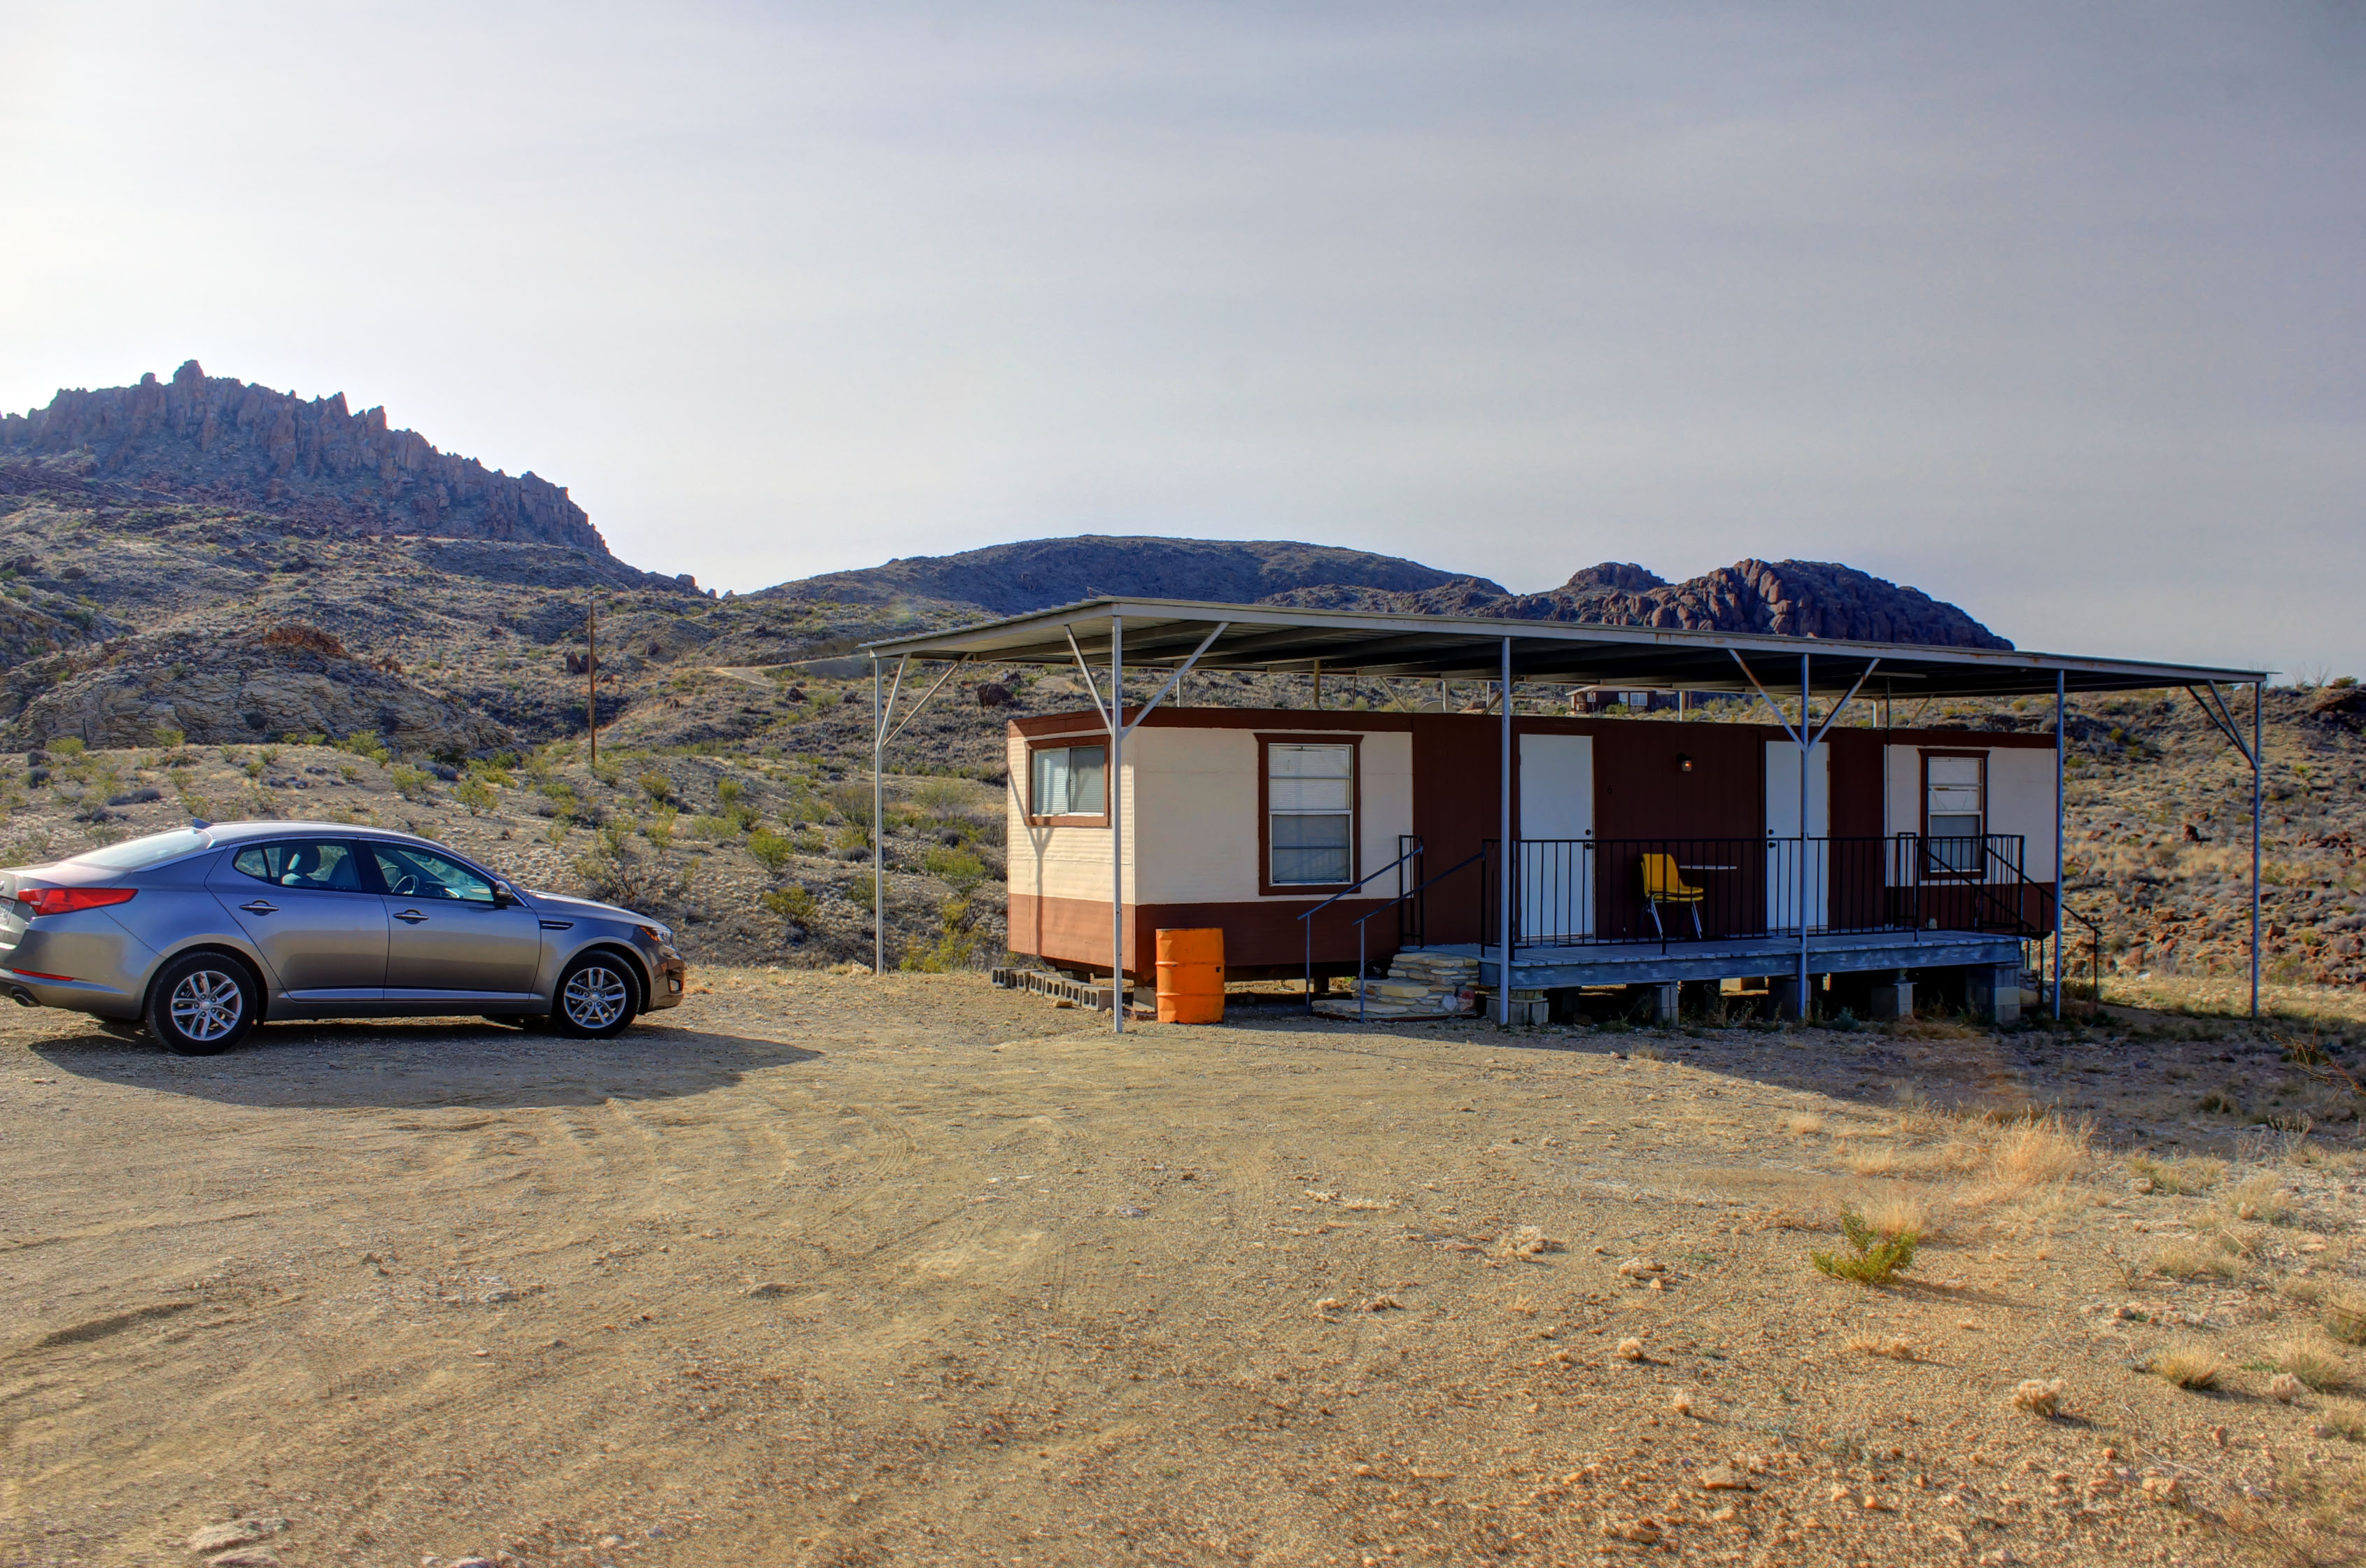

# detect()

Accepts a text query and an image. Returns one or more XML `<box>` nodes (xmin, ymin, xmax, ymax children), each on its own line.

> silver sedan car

<box><xmin>0</xmin><ymin>821</ymin><xmax>686</xmax><ymax>1054</ymax></box>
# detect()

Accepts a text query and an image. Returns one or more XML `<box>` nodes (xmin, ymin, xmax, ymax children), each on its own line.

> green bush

<box><xmin>153</xmin><ymin>726</ymin><xmax>186</xmax><ymax>749</ymax></box>
<box><xmin>389</xmin><ymin>765</ymin><xmax>434</xmax><ymax>802</ymax></box>
<box><xmin>1811</xmin><ymin>1209</ymin><xmax>1920</xmax><ymax>1285</ymax></box>
<box><xmin>923</xmin><ymin>845</ymin><xmax>988</xmax><ymax>892</ymax></box>
<box><xmin>49</xmin><ymin>738</ymin><xmax>84</xmax><ymax>758</ymax></box>
<box><xmin>452</xmin><ymin>777</ymin><xmax>497</xmax><ymax>815</ymax></box>
<box><xmin>747</xmin><ymin>827</ymin><xmax>795</xmax><ymax>873</ymax></box>
<box><xmin>638</xmin><ymin>770</ymin><xmax>673</xmax><ymax>803</ymax></box>
<box><xmin>761</xmin><ymin>885</ymin><xmax>816</xmax><ymax>924</ymax></box>
<box><xmin>335</xmin><ymin>733</ymin><xmax>391</xmax><ymax>766</ymax></box>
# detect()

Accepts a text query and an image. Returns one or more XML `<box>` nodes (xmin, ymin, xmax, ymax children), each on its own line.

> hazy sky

<box><xmin>3</xmin><ymin>3</ymin><xmax>2360</xmax><ymax>676</ymax></box>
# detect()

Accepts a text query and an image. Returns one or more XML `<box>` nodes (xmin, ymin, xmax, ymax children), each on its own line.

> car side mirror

<box><xmin>491</xmin><ymin>884</ymin><xmax>514</xmax><ymax>908</ymax></box>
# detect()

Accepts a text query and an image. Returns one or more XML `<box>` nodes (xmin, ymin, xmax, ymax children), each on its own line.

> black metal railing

<box><xmin>1477</xmin><ymin>834</ymin><xmax>2049</xmax><ymax>952</ymax></box>
<box><xmin>1295</xmin><ymin>838</ymin><xmax>1425</xmax><ymax>1006</ymax></box>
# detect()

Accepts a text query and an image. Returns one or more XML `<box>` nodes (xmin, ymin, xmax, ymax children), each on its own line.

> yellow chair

<box><xmin>1640</xmin><ymin>853</ymin><xmax>1705</xmax><ymax>939</ymax></box>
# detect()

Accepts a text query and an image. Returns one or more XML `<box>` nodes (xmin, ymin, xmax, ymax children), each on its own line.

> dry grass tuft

<box><xmin>1846</xmin><ymin>1334</ymin><xmax>1917</xmax><ymax>1362</ymax></box>
<box><xmin>2278</xmin><ymin>1336</ymin><xmax>2351</xmax><ymax>1393</ymax></box>
<box><xmin>1989</xmin><ymin>1113</ymin><xmax>2090</xmax><ymax>1190</ymax></box>
<box><xmin>2150</xmin><ymin>1241</ymin><xmax>2243</xmax><ymax>1282</ymax></box>
<box><xmin>2269</xmin><ymin>1372</ymin><xmax>2307</xmax><ymax>1404</ymax></box>
<box><xmin>2325</xmin><ymin>1294</ymin><xmax>2366</xmax><ymax>1348</ymax></box>
<box><xmin>2222</xmin><ymin>1171</ymin><xmax>2297</xmax><ymax>1226</ymax></box>
<box><xmin>1853</xmin><ymin>1185</ymin><xmax>1936</xmax><ymax>1243</ymax></box>
<box><xmin>2128</xmin><ymin>1154</ymin><xmax>2226</xmax><ymax>1195</ymax></box>
<box><xmin>1616</xmin><ymin>1336</ymin><xmax>1647</xmax><ymax>1362</ymax></box>
<box><xmin>1669</xmin><ymin>1390</ymin><xmax>1698</xmax><ymax>1418</ymax></box>
<box><xmin>1782</xmin><ymin>1113</ymin><xmax>1825</xmax><ymax>1137</ymax></box>
<box><xmin>2315</xmin><ymin>1400</ymin><xmax>2366</xmax><ymax>1443</ymax></box>
<box><xmin>2149</xmin><ymin>1343</ymin><xmax>2227</xmax><ymax>1390</ymax></box>
<box><xmin>2011</xmin><ymin>1378</ymin><xmax>2064</xmax><ymax>1415</ymax></box>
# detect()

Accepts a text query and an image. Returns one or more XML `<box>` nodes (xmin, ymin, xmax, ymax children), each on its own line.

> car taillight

<box><xmin>16</xmin><ymin>887</ymin><xmax>137</xmax><ymax>917</ymax></box>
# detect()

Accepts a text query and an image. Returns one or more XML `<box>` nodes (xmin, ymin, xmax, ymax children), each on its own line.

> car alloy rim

<box><xmin>564</xmin><ymin>965</ymin><xmax>629</xmax><ymax>1029</ymax></box>
<box><xmin>169</xmin><ymin>970</ymin><xmax>244</xmax><ymax>1042</ymax></box>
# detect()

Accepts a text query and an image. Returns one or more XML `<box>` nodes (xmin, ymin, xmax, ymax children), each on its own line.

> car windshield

<box><xmin>59</xmin><ymin>828</ymin><xmax>214</xmax><ymax>871</ymax></box>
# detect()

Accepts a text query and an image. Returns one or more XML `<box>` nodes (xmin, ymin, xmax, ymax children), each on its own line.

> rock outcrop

<box><xmin>1263</xmin><ymin>558</ymin><xmax>2010</xmax><ymax>649</ymax></box>
<box><xmin>5</xmin><ymin>622</ymin><xmax>515</xmax><ymax>756</ymax></box>
<box><xmin>0</xmin><ymin>361</ymin><xmax>607</xmax><ymax>553</ymax></box>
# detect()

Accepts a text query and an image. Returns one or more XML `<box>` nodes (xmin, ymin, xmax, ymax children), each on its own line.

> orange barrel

<box><xmin>1155</xmin><ymin>928</ymin><xmax>1225</xmax><ymax>1024</ymax></box>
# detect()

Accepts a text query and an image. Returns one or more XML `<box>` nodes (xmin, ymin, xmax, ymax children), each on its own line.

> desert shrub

<box><xmin>1811</xmin><ymin>1207</ymin><xmax>1920</xmax><ymax>1285</ymax></box>
<box><xmin>591</xmin><ymin>757</ymin><xmax>621</xmax><ymax>788</ymax></box>
<box><xmin>642</xmin><ymin>806</ymin><xmax>677</xmax><ymax>849</ymax></box>
<box><xmin>335</xmin><ymin>733</ymin><xmax>391</xmax><ymax>766</ymax></box>
<box><xmin>827</xmin><ymin>781</ymin><xmax>872</xmax><ymax>822</ymax></box>
<box><xmin>848</xmin><ymin>871</ymin><xmax>878</xmax><ymax>912</ymax></box>
<box><xmin>389</xmin><ymin>765</ymin><xmax>434</xmax><ymax>802</ymax></box>
<box><xmin>638</xmin><ymin>770</ymin><xmax>673</xmax><ymax>803</ymax></box>
<box><xmin>1990</xmin><ymin>1113</ymin><xmax>2089</xmax><ymax>1188</ymax></box>
<box><xmin>452</xmin><ymin>777</ymin><xmax>497</xmax><ymax>815</ymax></box>
<box><xmin>923</xmin><ymin>845</ymin><xmax>987</xmax><ymax>891</ymax></box>
<box><xmin>689</xmin><ymin>813</ymin><xmax>737</xmax><ymax>841</ymax></box>
<box><xmin>900</xmin><ymin>895</ymin><xmax>992</xmax><ymax>972</ymax></box>
<box><xmin>762</xmin><ymin>885</ymin><xmax>817</xmax><ymax>924</ymax></box>
<box><xmin>574</xmin><ymin>837</ymin><xmax>691</xmax><ymax>910</ymax></box>
<box><xmin>913</xmin><ymin>777</ymin><xmax>971</xmax><ymax>819</ymax></box>
<box><xmin>153</xmin><ymin>726</ymin><xmax>185</xmax><ymax>749</ymax></box>
<box><xmin>2131</xmin><ymin>1154</ymin><xmax>2225</xmax><ymax>1194</ymax></box>
<box><xmin>48</xmin><ymin>738</ymin><xmax>84</xmax><ymax>757</ymax></box>
<box><xmin>747</xmin><ymin>827</ymin><xmax>795</xmax><ymax>873</ymax></box>
<box><xmin>2148</xmin><ymin>1344</ymin><xmax>2225</xmax><ymax>1390</ymax></box>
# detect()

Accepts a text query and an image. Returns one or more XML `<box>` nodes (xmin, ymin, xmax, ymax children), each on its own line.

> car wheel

<box><xmin>146</xmin><ymin>954</ymin><xmax>258</xmax><ymax>1056</ymax></box>
<box><xmin>553</xmin><ymin>954</ymin><xmax>638</xmax><ymax>1039</ymax></box>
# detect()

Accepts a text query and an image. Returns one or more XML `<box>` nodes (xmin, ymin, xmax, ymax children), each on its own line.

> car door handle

<box><xmin>394</xmin><ymin>909</ymin><xmax>430</xmax><ymax>924</ymax></box>
<box><xmin>239</xmin><ymin>900</ymin><xmax>278</xmax><ymax>914</ymax></box>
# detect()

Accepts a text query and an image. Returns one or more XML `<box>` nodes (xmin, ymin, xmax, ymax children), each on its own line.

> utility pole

<box><xmin>586</xmin><ymin>598</ymin><xmax>598</xmax><ymax>768</ymax></box>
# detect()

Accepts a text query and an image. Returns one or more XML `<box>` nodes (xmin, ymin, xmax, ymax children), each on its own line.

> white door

<box><xmin>1764</xmin><ymin>740</ymin><xmax>1830</xmax><ymax>931</ymax></box>
<box><xmin>1518</xmin><ymin>734</ymin><xmax>1593</xmax><ymax>940</ymax></box>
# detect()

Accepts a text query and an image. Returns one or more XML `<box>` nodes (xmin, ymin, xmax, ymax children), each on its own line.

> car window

<box><xmin>369</xmin><ymin>845</ymin><xmax>495</xmax><ymax>904</ymax></box>
<box><xmin>66</xmin><ymin>827</ymin><xmax>213</xmax><ymax>871</ymax></box>
<box><xmin>232</xmin><ymin>840</ymin><xmax>365</xmax><ymax>892</ymax></box>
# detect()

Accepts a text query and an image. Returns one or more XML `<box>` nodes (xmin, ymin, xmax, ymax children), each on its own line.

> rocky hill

<box><xmin>1</xmin><ymin>361</ymin><xmax>607</xmax><ymax>552</ymax></box>
<box><xmin>1266</xmin><ymin>558</ymin><xmax>2011</xmax><ymax>649</ymax></box>
<box><xmin>763</xmin><ymin>535</ymin><xmax>1507</xmax><ymax>617</ymax></box>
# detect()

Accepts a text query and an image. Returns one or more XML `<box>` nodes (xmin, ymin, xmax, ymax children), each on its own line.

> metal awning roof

<box><xmin>860</xmin><ymin>597</ymin><xmax>2262</xmax><ymax>699</ymax></box>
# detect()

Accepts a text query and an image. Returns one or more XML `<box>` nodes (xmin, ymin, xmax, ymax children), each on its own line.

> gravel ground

<box><xmin>3</xmin><ymin>972</ymin><xmax>2361</xmax><ymax>1567</ymax></box>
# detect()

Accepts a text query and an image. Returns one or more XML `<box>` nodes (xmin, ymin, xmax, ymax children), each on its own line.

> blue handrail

<box><xmin>1296</xmin><ymin>839</ymin><xmax>1424</xmax><ymax>1010</ymax></box>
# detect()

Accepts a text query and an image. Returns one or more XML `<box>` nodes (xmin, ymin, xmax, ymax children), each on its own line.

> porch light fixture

<box><xmin>1677</xmin><ymin>752</ymin><xmax>1693</xmax><ymax>773</ymax></box>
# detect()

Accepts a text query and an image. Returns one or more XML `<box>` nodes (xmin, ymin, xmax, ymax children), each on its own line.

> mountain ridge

<box><xmin>0</xmin><ymin>360</ymin><xmax>607</xmax><ymax>554</ymax></box>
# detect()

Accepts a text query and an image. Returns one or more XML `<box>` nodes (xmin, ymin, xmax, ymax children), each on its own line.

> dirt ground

<box><xmin>3</xmin><ymin>974</ymin><xmax>2363</xmax><ymax>1568</ymax></box>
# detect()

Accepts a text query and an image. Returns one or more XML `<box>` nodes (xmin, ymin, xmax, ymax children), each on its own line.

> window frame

<box><xmin>229</xmin><ymin>837</ymin><xmax>374</xmax><ymax>896</ymax></box>
<box><xmin>1918</xmin><ymin>748</ymin><xmax>1988</xmax><ymax>881</ymax></box>
<box><xmin>1256</xmin><ymin>733</ymin><xmax>1362</xmax><ymax>896</ymax></box>
<box><xmin>1022</xmin><ymin>734</ymin><xmax>1111</xmax><ymax>828</ymax></box>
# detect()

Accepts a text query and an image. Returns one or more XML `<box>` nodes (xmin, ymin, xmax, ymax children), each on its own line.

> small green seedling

<box><xmin>1812</xmin><ymin>1208</ymin><xmax>1920</xmax><ymax>1285</ymax></box>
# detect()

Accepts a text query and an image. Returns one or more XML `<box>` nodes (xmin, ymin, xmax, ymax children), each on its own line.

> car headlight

<box><xmin>637</xmin><ymin>923</ymin><xmax>675</xmax><ymax>947</ymax></box>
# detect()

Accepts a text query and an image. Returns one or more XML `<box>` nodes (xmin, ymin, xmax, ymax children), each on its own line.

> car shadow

<box><xmin>28</xmin><ymin>1016</ymin><xmax>823</xmax><ymax>1111</ymax></box>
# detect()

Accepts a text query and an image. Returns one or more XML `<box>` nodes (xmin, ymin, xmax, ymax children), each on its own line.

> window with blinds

<box><xmin>1925</xmin><ymin>753</ymin><xmax>1985</xmax><ymax>874</ymax></box>
<box><xmin>1031</xmin><ymin>744</ymin><xmax>1106</xmax><ymax>819</ymax></box>
<box><xmin>1268</xmin><ymin>743</ymin><xmax>1353</xmax><ymax>884</ymax></box>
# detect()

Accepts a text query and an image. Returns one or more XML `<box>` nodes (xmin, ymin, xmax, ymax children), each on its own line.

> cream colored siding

<box><xmin>1004</xmin><ymin>721</ymin><xmax>1415</xmax><ymax>907</ymax></box>
<box><xmin>1129</xmin><ymin>727</ymin><xmax>1260</xmax><ymax>902</ymax></box>
<box><xmin>1987</xmin><ymin>747</ymin><xmax>2057</xmax><ymax>880</ymax></box>
<box><xmin>1882</xmin><ymin>743</ymin><xmax>2057</xmax><ymax>882</ymax></box>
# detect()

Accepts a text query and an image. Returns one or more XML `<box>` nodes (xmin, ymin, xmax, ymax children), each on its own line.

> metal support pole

<box><xmin>1498</xmin><ymin>637</ymin><xmax>1514</xmax><ymax>1026</ymax></box>
<box><xmin>1794</xmin><ymin>658</ymin><xmax>1814</xmax><ymax>1011</ymax></box>
<box><xmin>2252</xmin><ymin>679</ymin><xmax>2263</xmax><ymax>1019</ymax></box>
<box><xmin>2053</xmin><ymin>671</ymin><xmax>2066</xmax><ymax>1019</ymax></box>
<box><xmin>871</xmin><ymin>656</ymin><xmax>884</xmax><ymax>975</ymax></box>
<box><xmin>1111</xmin><ymin>617</ymin><xmax>1125</xmax><ymax>1035</ymax></box>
